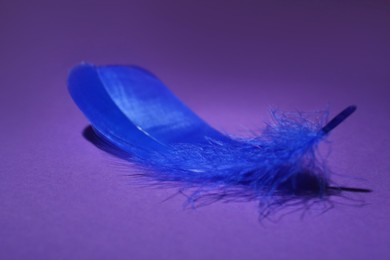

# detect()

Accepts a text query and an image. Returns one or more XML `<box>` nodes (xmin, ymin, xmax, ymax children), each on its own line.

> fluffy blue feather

<box><xmin>68</xmin><ymin>63</ymin><xmax>358</xmax><ymax>216</ymax></box>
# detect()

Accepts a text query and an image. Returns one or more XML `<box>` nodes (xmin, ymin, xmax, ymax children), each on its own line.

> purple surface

<box><xmin>1</xmin><ymin>1</ymin><xmax>389</xmax><ymax>259</ymax></box>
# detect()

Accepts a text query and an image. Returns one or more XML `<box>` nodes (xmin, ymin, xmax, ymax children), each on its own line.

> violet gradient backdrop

<box><xmin>1</xmin><ymin>1</ymin><xmax>389</xmax><ymax>259</ymax></box>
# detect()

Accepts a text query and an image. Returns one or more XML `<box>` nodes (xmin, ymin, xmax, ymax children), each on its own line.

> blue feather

<box><xmin>68</xmin><ymin>63</ymin><xmax>358</xmax><ymax>216</ymax></box>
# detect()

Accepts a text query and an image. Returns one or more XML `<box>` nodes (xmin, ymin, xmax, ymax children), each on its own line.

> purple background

<box><xmin>1</xmin><ymin>1</ymin><xmax>389</xmax><ymax>259</ymax></box>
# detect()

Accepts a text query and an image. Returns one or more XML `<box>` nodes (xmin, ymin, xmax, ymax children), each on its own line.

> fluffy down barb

<box><xmin>127</xmin><ymin>109</ymin><xmax>330</xmax><ymax>194</ymax></box>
